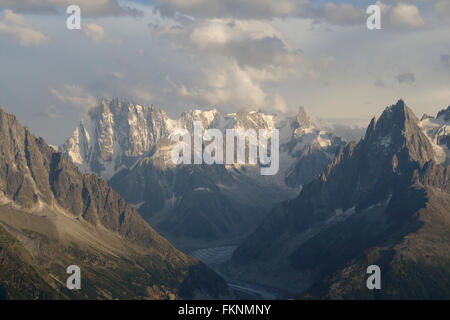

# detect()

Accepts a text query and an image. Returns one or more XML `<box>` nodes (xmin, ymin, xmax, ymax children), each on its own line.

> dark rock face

<box><xmin>109</xmin><ymin>159</ymin><xmax>283</xmax><ymax>249</ymax></box>
<box><xmin>437</xmin><ymin>106</ymin><xmax>450</xmax><ymax>121</ymax></box>
<box><xmin>0</xmin><ymin>106</ymin><xmax>229</xmax><ymax>300</ymax></box>
<box><xmin>285</xmin><ymin>136</ymin><xmax>345</xmax><ymax>187</ymax></box>
<box><xmin>295</xmin><ymin>106</ymin><xmax>315</xmax><ymax>129</ymax></box>
<box><xmin>0</xmin><ymin>107</ymin><xmax>163</xmax><ymax>244</ymax></box>
<box><xmin>229</xmin><ymin>100</ymin><xmax>450</xmax><ymax>299</ymax></box>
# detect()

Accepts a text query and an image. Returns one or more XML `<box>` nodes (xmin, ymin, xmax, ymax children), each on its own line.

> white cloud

<box><xmin>111</xmin><ymin>71</ymin><xmax>125</xmax><ymax>79</ymax></box>
<box><xmin>168</xmin><ymin>58</ymin><xmax>291</xmax><ymax>113</ymax></box>
<box><xmin>175</xmin><ymin>59</ymin><xmax>267</xmax><ymax>109</ymax></box>
<box><xmin>153</xmin><ymin>18</ymin><xmax>301</xmax><ymax>69</ymax></box>
<box><xmin>50</xmin><ymin>84</ymin><xmax>97</xmax><ymax>111</ymax></box>
<box><xmin>131</xmin><ymin>88</ymin><xmax>153</xmax><ymax>104</ymax></box>
<box><xmin>0</xmin><ymin>10</ymin><xmax>47</xmax><ymax>45</ymax></box>
<box><xmin>82</xmin><ymin>23</ymin><xmax>120</xmax><ymax>44</ymax></box>
<box><xmin>389</xmin><ymin>3</ymin><xmax>424</xmax><ymax>28</ymax></box>
<box><xmin>151</xmin><ymin>17</ymin><xmax>302</xmax><ymax>113</ymax></box>
<box><xmin>272</xmin><ymin>93</ymin><xmax>288</xmax><ymax>113</ymax></box>
<box><xmin>189</xmin><ymin>19</ymin><xmax>284</xmax><ymax>48</ymax></box>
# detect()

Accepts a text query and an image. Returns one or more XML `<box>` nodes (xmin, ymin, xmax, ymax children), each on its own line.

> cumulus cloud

<box><xmin>300</xmin><ymin>1</ymin><xmax>425</xmax><ymax>30</ymax></box>
<box><xmin>0</xmin><ymin>0</ymin><xmax>142</xmax><ymax>17</ymax></box>
<box><xmin>175</xmin><ymin>59</ymin><xmax>267</xmax><ymax>109</ymax></box>
<box><xmin>388</xmin><ymin>3</ymin><xmax>424</xmax><ymax>28</ymax></box>
<box><xmin>189</xmin><ymin>19</ymin><xmax>283</xmax><ymax>48</ymax></box>
<box><xmin>166</xmin><ymin>58</ymin><xmax>290</xmax><ymax>113</ymax></box>
<box><xmin>359</xmin><ymin>1</ymin><xmax>425</xmax><ymax>30</ymax></box>
<box><xmin>152</xmin><ymin>0</ymin><xmax>308</xmax><ymax>19</ymax></box>
<box><xmin>153</xmin><ymin>18</ymin><xmax>301</xmax><ymax>69</ymax></box>
<box><xmin>150</xmin><ymin>17</ymin><xmax>302</xmax><ymax>113</ymax></box>
<box><xmin>82</xmin><ymin>23</ymin><xmax>120</xmax><ymax>44</ymax></box>
<box><xmin>50</xmin><ymin>84</ymin><xmax>97</xmax><ymax>111</ymax></box>
<box><xmin>0</xmin><ymin>10</ymin><xmax>47</xmax><ymax>45</ymax></box>
<box><xmin>397</xmin><ymin>73</ymin><xmax>416</xmax><ymax>85</ymax></box>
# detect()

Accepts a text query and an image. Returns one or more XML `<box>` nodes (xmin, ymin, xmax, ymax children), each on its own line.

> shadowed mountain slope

<box><xmin>229</xmin><ymin>100</ymin><xmax>450</xmax><ymax>299</ymax></box>
<box><xmin>0</xmin><ymin>106</ymin><xmax>229</xmax><ymax>300</ymax></box>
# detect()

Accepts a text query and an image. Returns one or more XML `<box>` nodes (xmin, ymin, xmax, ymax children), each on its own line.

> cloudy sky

<box><xmin>0</xmin><ymin>0</ymin><xmax>449</xmax><ymax>144</ymax></box>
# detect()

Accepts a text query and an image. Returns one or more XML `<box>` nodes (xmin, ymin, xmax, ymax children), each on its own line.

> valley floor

<box><xmin>188</xmin><ymin>245</ymin><xmax>291</xmax><ymax>300</ymax></box>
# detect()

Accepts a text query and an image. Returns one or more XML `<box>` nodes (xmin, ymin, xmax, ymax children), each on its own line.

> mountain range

<box><xmin>228</xmin><ymin>100</ymin><xmax>450</xmax><ymax>299</ymax></box>
<box><xmin>0</xmin><ymin>106</ymin><xmax>228</xmax><ymax>299</ymax></box>
<box><xmin>1</xmin><ymin>97</ymin><xmax>448</xmax><ymax>300</ymax></box>
<box><xmin>60</xmin><ymin>99</ymin><xmax>345</xmax><ymax>250</ymax></box>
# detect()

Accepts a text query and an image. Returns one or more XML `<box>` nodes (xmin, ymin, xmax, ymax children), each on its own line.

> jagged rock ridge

<box><xmin>229</xmin><ymin>100</ymin><xmax>450</xmax><ymax>299</ymax></box>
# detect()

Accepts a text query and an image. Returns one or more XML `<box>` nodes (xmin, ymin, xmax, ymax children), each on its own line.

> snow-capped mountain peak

<box><xmin>61</xmin><ymin>98</ymin><xmax>344</xmax><ymax>185</ymax></box>
<box><xmin>61</xmin><ymin>99</ymin><xmax>224</xmax><ymax>178</ymax></box>
<box><xmin>419</xmin><ymin>106</ymin><xmax>450</xmax><ymax>165</ymax></box>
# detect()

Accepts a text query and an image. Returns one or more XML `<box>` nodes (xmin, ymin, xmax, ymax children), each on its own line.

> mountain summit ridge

<box><xmin>60</xmin><ymin>98</ymin><xmax>342</xmax><ymax>181</ymax></box>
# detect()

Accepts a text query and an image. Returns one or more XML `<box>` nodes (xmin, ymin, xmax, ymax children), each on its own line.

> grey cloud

<box><xmin>223</xmin><ymin>37</ymin><xmax>301</xmax><ymax>68</ymax></box>
<box><xmin>441</xmin><ymin>54</ymin><xmax>450</xmax><ymax>70</ymax></box>
<box><xmin>151</xmin><ymin>19</ymin><xmax>301</xmax><ymax>69</ymax></box>
<box><xmin>151</xmin><ymin>1</ymin><xmax>428</xmax><ymax>31</ymax></box>
<box><xmin>0</xmin><ymin>10</ymin><xmax>47</xmax><ymax>46</ymax></box>
<box><xmin>50</xmin><ymin>84</ymin><xmax>97</xmax><ymax>111</ymax></box>
<box><xmin>34</xmin><ymin>105</ymin><xmax>63</xmax><ymax>119</ymax></box>
<box><xmin>301</xmin><ymin>3</ymin><xmax>366</xmax><ymax>26</ymax></box>
<box><xmin>153</xmin><ymin>0</ymin><xmax>308</xmax><ymax>19</ymax></box>
<box><xmin>299</xmin><ymin>1</ymin><xmax>425</xmax><ymax>30</ymax></box>
<box><xmin>375</xmin><ymin>79</ymin><xmax>387</xmax><ymax>88</ymax></box>
<box><xmin>434</xmin><ymin>0</ymin><xmax>450</xmax><ymax>23</ymax></box>
<box><xmin>397</xmin><ymin>73</ymin><xmax>416</xmax><ymax>84</ymax></box>
<box><xmin>0</xmin><ymin>0</ymin><xmax>143</xmax><ymax>17</ymax></box>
